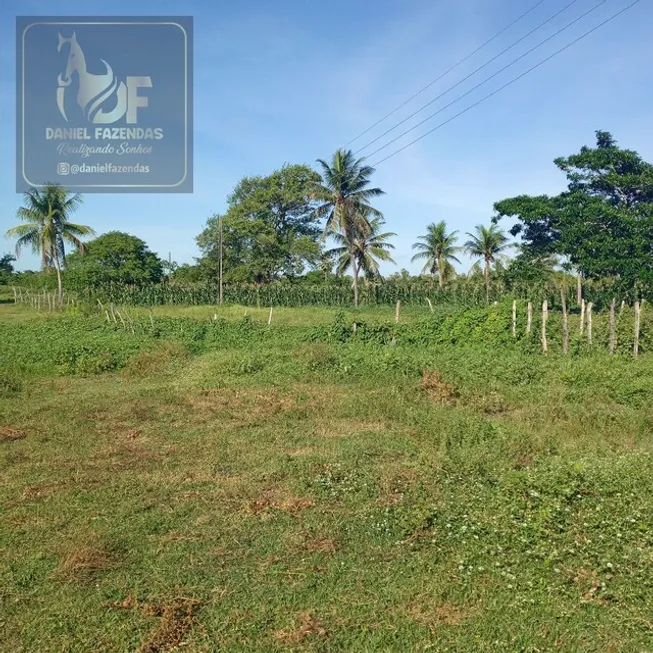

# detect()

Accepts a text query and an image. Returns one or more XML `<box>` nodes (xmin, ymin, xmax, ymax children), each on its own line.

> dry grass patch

<box><xmin>184</xmin><ymin>388</ymin><xmax>297</xmax><ymax>425</ymax></box>
<box><xmin>315</xmin><ymin>419</ymin><xmax>388</xmax><ymax>439</ymax></box>
<box><xmin>0</xmin><ymin>426</ymin><xmax>26</xmax><ymax>442</ymax></box>
<box><xmin>420</xmin><ymin>371</ymin><xmax>459</xmax><ymax>404</ymax></box>
<box><xmin>53</xmin><ymin>536</ymin><xmax>121</xmax><ymax>583</ymax></box>
<box><xmin>123</xmin><ymin>342</ymin><xmax>189</xmax><ymax>378</ymax></box>
<box><xmin>246</xmin><ymin>491</ymin><xmax>315</xmax><ymax>515</ymax></box>
<box><xmin>106</xmin><ymin>595</ymin><xmax>201</xmax><ymax>653</ymax></box>
<box><xmin>274</xmin><ymin>611</ymin><xmax>328</xmax><ymax>645</ymax></box>
<box><xmin>409</xmin><ymin>600</ymin><xmax>473</xmax><ymax>629</ymax></box>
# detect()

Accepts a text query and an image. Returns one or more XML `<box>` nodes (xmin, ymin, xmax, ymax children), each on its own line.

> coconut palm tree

<box><xmin>464</xmin><ymin>223</ymin><xmax>511</xmax><ymax>303</ymax></box>
<box><xmin>411</xmin><ymin>221</ymin><xmax>461</xmax><ymax>289</ymax></box>
<box><xmin>327</xmin><ymin>215</ymin><xmax>396</xmax><ymax>307</ymax></box>
<box><xmin>312</xmin><ymin>149</ymin><xmax>385</xmax><ymax>305</ymax></box>
<box><xmin>313</xmin><ymin>149</ymin><xmax>385</xmax><ymax>235</ymax></box>
<box><xmin>5</xmin><ymin>184</ymin><xmax>95</xmax><ymax>299</ymax></box>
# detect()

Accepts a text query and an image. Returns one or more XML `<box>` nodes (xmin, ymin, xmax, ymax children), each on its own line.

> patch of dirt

<box><xmin>106</xmin><ymin>595</ymin><xmax>201</xmax><ymax>653</ymax></box>
<box><xmin>420</xmin><ymin>371</ymin><xmax>459</xmax><ymax>404</ymax></box>
<box><xmin>274</xmin><ymin>612</ymin><xmax>328</xmax><ymax>645</ymax></box>
<box><xmin>0</xmin><ymin>426</ymin><xmax>26</xmax><ymax>442</ymax></box>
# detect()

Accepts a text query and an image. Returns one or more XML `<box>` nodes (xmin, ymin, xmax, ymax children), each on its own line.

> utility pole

<box><xmin>218</xmin><ymin>215</ymin><xmax>223</xmax><ymax>305</ymax></box>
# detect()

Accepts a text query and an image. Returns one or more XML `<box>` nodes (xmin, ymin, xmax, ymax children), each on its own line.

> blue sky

<box><xmin>1</xmin><ymin>0</ymin><xmax>651</xmax><ymax>274</ymax></box>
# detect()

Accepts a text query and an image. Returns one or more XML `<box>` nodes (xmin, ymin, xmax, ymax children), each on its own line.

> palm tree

<box><xmin>5</xmin><ymin>184</ymin><xmax>95</xmax><ymax>299</ymax></box>
<box><xmin>312</xmin><ymin>149</ymin><xmax>385</xmax><ymax>306</ymax></box>
<box><xmin>411</xmin><ymin>221</ymin><xmax>461</xmax><ymax>289</ymax></box>
<box><xmin>313</xmin><ymin>149</ymin><xmax>385</xmax><ymax>234</ymax></box>
<box><xmin>464</xmin><ymin>223</ymin><xmax>511</xmax><ymax>303</ymax></box>
<box><xmin>327</xmin><ymin>215</ymin><xmax>396</xmax><ymax>306</ymax></box>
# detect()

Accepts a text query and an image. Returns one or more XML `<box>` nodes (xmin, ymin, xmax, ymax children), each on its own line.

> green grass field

<box><xmin>2</xmin><ymin>299</ymin><xmax>653</xmax><ymax>651</ymax></box>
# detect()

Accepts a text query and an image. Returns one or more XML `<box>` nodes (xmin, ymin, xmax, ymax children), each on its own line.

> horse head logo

<box><xmin>56</xmin><ymin>32</ymin><xmax>128</xmax><ymax>124</ymax></box>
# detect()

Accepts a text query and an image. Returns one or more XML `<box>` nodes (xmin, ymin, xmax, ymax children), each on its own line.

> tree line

<box><xmin>4</xmin><ymin>130</ymin><xmax>653</xmax><ymax>308</ymax></box>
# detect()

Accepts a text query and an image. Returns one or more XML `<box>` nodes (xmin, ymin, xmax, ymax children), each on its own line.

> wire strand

<box><xmin>371</xmin><ymin>1</ymin><xmax>639</xmax><ymax>167</ymax></box>
<box><xmin>344</xmin><ymin>0</ymin><xmax>548</xmax><ymax>147</ymax></box>
<box><xmin>355</xmin><ymin>0</ymin><xmax>585</xmax><ymax>154</ymax></box>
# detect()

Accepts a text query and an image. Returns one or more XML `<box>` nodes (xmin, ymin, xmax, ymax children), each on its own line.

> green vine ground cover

<box><xmin>1</xmin><ymin>301</ymin><xmax>652</xmax><ymax>651</ymax></box>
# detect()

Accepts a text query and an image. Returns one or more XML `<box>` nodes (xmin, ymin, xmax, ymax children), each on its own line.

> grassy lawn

<box><xmin>2</xmin><ymin>302</ymin><xmax>653</xmax><ymax>651</ymax></box>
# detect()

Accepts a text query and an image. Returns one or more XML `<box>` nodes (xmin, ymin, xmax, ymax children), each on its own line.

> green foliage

<box><xmin>65</xmin><ymin>231</ymin><xmax>164</xmax><ymax>288</ymax></box>
<box><xmin>495</xmin><ymin>131</ymin><xmax>653</xmax><ymax>297</ymax></box>
<box><xmin>196</xmin><ymin>165</ymin><xmax>322</xmax><ymax>283</ymax></box>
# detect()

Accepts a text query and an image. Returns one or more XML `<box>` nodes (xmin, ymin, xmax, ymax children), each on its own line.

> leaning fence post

<box><xmin>512</xmin><ymin>300</ymin><xmax>517</xmax><ymax>338</ymax></box>
<box><xmin>527</xmin><ymin>301</ymin><xmax>533</xmax><ymax>334</ymax></box>
<box><xmin>541</xmin><ymin>300</ymin><xmax>548</xmax><ymax>354</ymax></box>
<box><xmin>634</xmin><ymin>300</ymin><xmax>641</xmax><ymax>358</ymax></box>
<box><xmin>586</xmin><ymin>302</ymin><xmax>593</xmax><ymax>345</ymax></box>
<box><xmin>580</xmin><ymin>299</ymin><xmax>586</xmax><ymax>336</ymax></box>
<box><xmin>268</xmin><ymin>307</ymin><xmax>273</xmax><ymax>326</ymax></box>
<box><xmin>560</xmin><ymin>290</ymin><xmax>569</xmax><ymax>354</ymax></box>
<box><xmin>426</xmin><ymin>298</ymin><xmax>434</xmax><ymax>313</ymax></box>
<box><xmin>607</xmin><ymin>298</ymin><xmax>616</xmax><ymax>356</ymax></box>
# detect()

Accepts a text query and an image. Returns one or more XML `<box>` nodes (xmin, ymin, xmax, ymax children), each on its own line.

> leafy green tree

<box><xmin>464</xmin><ymin>224</ymin><xmax>511</xmax><ymax>303</ymax></box>
<box><xmin>411</xmin><ymin>221</ymin><xmax>461</xmax><ymax>288</ymax></box>
<box><xmin>0</xmin><ymin>253</ymin><xmax>16</xmax><ymax>285</ymax></box>
<box><xmin>196</xmin><ymin>165</ymin><xmax>322</xmax><ymax>284</ymax></box>
<box><xmin>327</xmin><ymin>215</ymin><xmax>396</xmax><ymax>306</ymax></box>
<box><xmin>66</xmin><ymin>231</ymin><xmax>163</xmax><ymax>287</ymax></box>
<box><xmin>494</xmin><ymin>131</ymin><xmax>653</xmax><ymax>298</ymax></box>
<box><xmin>5</xmin><ymin>184</ymin><xmax>95</xmax><ymax>298</ymax></box>
<box><xmin>172</xmin><ymin>263</ymin><xmax>203</xmax><ymax>283</ymax></box>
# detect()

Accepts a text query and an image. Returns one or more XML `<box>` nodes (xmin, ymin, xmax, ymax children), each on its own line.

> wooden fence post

<box><xmin>580</xmin><ymin>299</ymin><xmax>586</xmax><ymax>336</ymax></box>
<box><xmin>512</xmin><ymin>300</ymin><xmax>517</xmax><ymax>338</ymax></box>
<box><xmin>527</xmin><ymin>301</ymin><xmax>532</xmax><ymax>334</ymax></box>
<box><xmin>426</xmin><ymin>298</ymin><xmax>434</xmax><ymax>313</ymax></box>
<box><xmin>268</xmin><ymin>307</ymin><xmax>273</xmax><ymax>326</ymax></box>
<box><xmin>395</xmin><ymin>300</ymin><xmax>401</xmax><ymax>323</ymax></box>
<box><xmin>560</xmin><ymin>290</ymin><xmax>569</xmax><ymax>354</ymax></box>
<box><xmin>587</xmin><ymin>302</ymin><xmax>593</xmax><ymax>345</ymax></box>
<box><xmin>634</xmin><ymin>300</ymin><xmax>641</xmax><ymax>358</ymax></box>
<box><xmin>609</xmin><ymin>298</ymin><xmax>616</xmax><ymax>356</ymax></box>
<box><xmin>541</xmin><ymin>300</ymin><xmax>548</xmax><ymax>354</ymax></box>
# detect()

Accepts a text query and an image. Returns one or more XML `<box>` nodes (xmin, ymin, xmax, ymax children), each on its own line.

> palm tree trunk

<box><xmin>484</xmin><ymin>259</ymin><xmax>490</xmax><ymax>304</ymax></box>
<box><xmin>53</xmin><ymin>248</ymin><xmax>63</xmax><ymax>301</ymax></box>
<box><xmin>352</xmin><ymin>253</ymin><xmax>359</xmax><ymax>308</ymax></box>
<box><xmin>576</xmin><ymin>273</ymin><xmax>582</xmax><ymax>307</ymax></box>
<box><xmin>438</xmin><ymin>255</ymin><xmax>444</xmax><ymax>290</ymax></box>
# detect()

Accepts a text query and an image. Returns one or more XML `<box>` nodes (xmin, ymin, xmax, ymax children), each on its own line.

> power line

<box><xmin>344</xmin><ymin>0</ymin><xmax>548</xmax><ymax>147</ymax></box>
<box><xmin>364</xmin><ymin>0</ymin><xmax>609</xmax><ymax>161</ymax></box>
<box><xmin>355</xmin><ymin>0</ymin><xmax>584</xmax><ymax>154</ymax></box>
<box><xmin>371</xmin><ymin>0</ymin><xmax>639</xmax><ymax>167</ymax></box>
